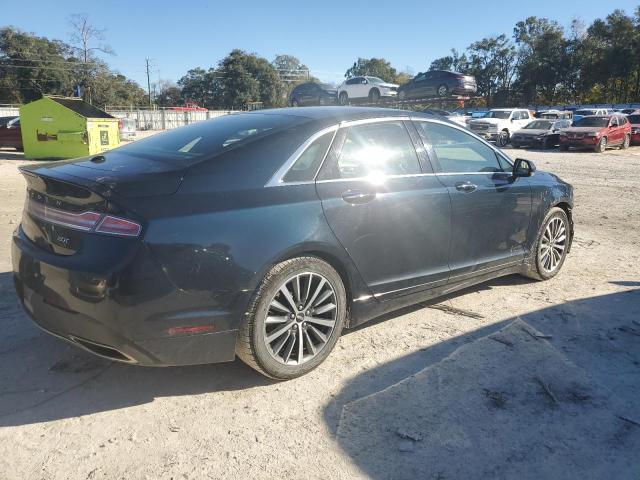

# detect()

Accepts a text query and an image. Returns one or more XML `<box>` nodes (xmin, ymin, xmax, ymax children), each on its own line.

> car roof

<box><xmin>244</xmin><ymin>106</ymin><xmax>420</xmax><ymax>123</ymax></box>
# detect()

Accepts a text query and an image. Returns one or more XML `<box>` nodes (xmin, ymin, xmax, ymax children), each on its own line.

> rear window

<box><xmin>628</xmin><ymin>115</ymin><xmax>640</xmax><ymax>124</ymax></box>
<box><xmin>114</xmin><ymin>113</ymin><xmax>300</xmax><ymax>165</ymax></box>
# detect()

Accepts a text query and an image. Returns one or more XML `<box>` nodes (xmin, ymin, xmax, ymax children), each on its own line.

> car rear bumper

<box><xmin>451</xmin><ymin>85</ymin><xmax>477</xmax><ymax>95</ymax></box>
<box><xmin>12</xmin><ymin>227</ymin><xmax>239</xmax><ymax>366</ymax></box>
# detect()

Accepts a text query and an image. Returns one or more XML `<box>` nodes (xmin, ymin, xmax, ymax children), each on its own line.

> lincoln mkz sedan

<box><xmin>12</xmin><ymin>107</ymin><xmax>574</xmax><ymax>379</ymax></box>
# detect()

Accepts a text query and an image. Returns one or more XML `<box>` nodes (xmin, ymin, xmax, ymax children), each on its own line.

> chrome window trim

<box><xmin>266</xmin><ymin>115</ymin><xmax>516</xmax><ymax>188</ymax></box>
<box><xmin>265</xmin><ymin>125</ymin><xmax>338</xmax><ymax>187</ymax></box>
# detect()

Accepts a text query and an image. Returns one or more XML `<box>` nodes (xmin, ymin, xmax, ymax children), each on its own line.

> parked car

<box><xmin>420</xmin><ymin>108</ymin><xmax>468</xmax><ymax>127</ymax></box>
<box><xmin>337</xmin><ymin>77</ymin><xmax>398</xmax><ymax>104</ymax></box>
<box><xmin>290</xmin><ymin>82</ymin><xmax>337</xmax><ymax>107</ymax></box>
<box><xmin>511</xmin><ymin>119</ymin><xmax>572</xmax><ymax>149</ymax></box>
<box><xmin>620</xmin><ymin>108</ymin><xmax>640</xmax><ymax>115</ymax></box>
<box><xmin>537</xmin><ymin>110</ymin><xmax>573</xmax><ymax>120</ymax></box>
<box><xmin>468</xmin><ymin>108</ymin><xmax>533</xmax><ymax>147</ymax></box>
<box><xmin>559</xmin><ymin>115</ymin><xmax>632</xmax><ymax>152</ymax></box>
<box><xmin>572</xmin><ymin>108</ymin><xmax>612</xmax><ymax>123</ymax></box>
<box><xmin>118</xmin><ymin>117</ymin><xmax>137</xmax><ymax>141</ymax></box>
<box><xmin>0</xmin><ymin>116</ymin><xmax>23</xmax><ymax>150</ymax></box>
<box><xmin>12</xmin><ymin>107</ymin><xmax>574</xmax><ymax>379</ymax></box>
<box><xmin>626</xmin><ymin>113</ymin><xmax>640</xmax><ymax>145</ymax></box>
<box><xmin>397</xmin><ymin>70</ymin><xmax>477</xmax><ymax>100</ymax></box>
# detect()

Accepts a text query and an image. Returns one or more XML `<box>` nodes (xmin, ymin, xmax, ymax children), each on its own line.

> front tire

<box><xmin>236</xmin><ymin>257</ymin><xmax>347</xmax><ymax>380</ymax></box>
<box><xmin>369</xmin><ymin>88</ymin><xmax>380</xmax><ymax>103</ymax></box>
<box><xmin>595</xmin><ymin>136</ymin><xmax>607</xmax><ymax>153</ymax></box>
<box><xmin>291</xmin><ymin>99</ymin><xmax>299</xmax><ymax>107</ymax></box>
<box><xmin>498</xmin><ymin>129</ymin><xmax>510</xmax><ymax>147</ymax></box>
<box><xmin>521</xmin><ymin>207</ymin><xmax>570</xmax><ymax>281</ymax></box>
<box><xmin>338</xmin><ymin>92</ymin><xmax>349</xmax><ymax>106</ymax></box>
<box><xmin>437</xmin><ymin>84</ymin><xmax>449</xmax><ymax>97</ymax></box>
<box><xmin>398</xmin><ymin>90</ymin><xmax>406</xmax><ymax>101</ymax></box>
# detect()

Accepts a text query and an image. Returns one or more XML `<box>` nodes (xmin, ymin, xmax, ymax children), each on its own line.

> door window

<box><xmin>415</xmin><ymin>121</ymin><xmax>506</xmax><ymax>173</ymax></box>
<box><xmin>346</xmin><ymin>77</ymin><xmax>361</xmax><ymax>85</ymax></box>
<box><xmin>610</xmin><ymin>117</ymin><xmax>619</xmax><ymax>127</ymax></box>
<box><xmin>322</xmin><ymin>121</ymin><xmax>420</xmax><ymax>180</ymax></box>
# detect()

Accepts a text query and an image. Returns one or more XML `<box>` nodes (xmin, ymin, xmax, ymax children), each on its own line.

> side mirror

<box><xmin>513</xmin><ymin>158</ymin><xmax>536</xmax><ymax>177</ymax></box>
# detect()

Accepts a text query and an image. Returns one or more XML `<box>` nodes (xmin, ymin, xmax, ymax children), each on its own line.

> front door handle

<box><xmin>455</xmin><ymin>181</ymin><xmax>477</xmax><ymax>193</ymax></box>
<box><xmin>341</xmin><ymin>190</ymin><xmax>376</xmax><ymax>205</ymax></box>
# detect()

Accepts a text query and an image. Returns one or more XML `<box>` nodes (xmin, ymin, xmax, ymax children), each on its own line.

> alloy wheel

<box><xmin>437</xmin><ymin>84</ymin><xmax>448</xmax><ymax>96</ymax></box>
<box><xmin>539</xmin><ymin>217</ymin><xmax>567</xmax><ymax>273</ymax></box>
<box><xmin>263</xmin><ymin>272</ymin><xmax>337</xmax><ymax>366</ymax></box>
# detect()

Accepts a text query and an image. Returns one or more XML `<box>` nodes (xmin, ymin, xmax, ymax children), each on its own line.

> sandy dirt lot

<box><xmin>0</xmin><ymin>143</ymin><xmax>639</xmax><ymax>479</ymax></box>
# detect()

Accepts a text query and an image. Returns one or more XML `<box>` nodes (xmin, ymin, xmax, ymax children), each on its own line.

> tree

<box><xmin>218</xmin><ymin>49</ymin><xmax>285</xmax><ymax>108</ymax></box>
<box><xmin>68</xmin><ymin>13</ymin><xmax>114</xmax><ymax>103</ymax></box>
<box><xmin>155</xmin><ymin>79</ymin><xmax>183</xmax><ymax>106</ymax></box>
<box><xmin>467</xmin><ymin>35</ymin><xmax>516</xmax><ymax>106</ymax></box>
<box><xmin>345</xmin><ymin>58</ymin><xmax>398</xmax><ymax>83</ymax></box>
<box><xmin>429</xmin><ymin>49</ymin><xmax>469</xmax><ymax>73</ymax></box>
<box><xmin>272</xmin><ymin>54</ymin><xmax>309</xmax><ymax>83</ymax></box>
<box><xmin>177</xmin><ymin>67</ymin><xmax>220</xmax><ymax>107</ymax></box>
<box><xmin>0</xmin><ymin>27</ymin><xmax>75</xmax><ymax>103</ymax></box>
<box><xmin>512</xmin><ymin>17</ymin><xmax>567</xmax><ymax>104</ymax></box>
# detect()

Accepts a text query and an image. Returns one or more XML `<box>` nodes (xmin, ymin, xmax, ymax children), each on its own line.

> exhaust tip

<box><xmin>69</xmin><ymin>335</ymin><xmax>136</xmax><ymax>364</ymax></box>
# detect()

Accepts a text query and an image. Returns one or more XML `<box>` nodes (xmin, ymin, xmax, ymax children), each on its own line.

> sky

<box><xmin>3</xmin><ymin>0</ymin><xmax>639</xmax><ymax>88</ymax></box>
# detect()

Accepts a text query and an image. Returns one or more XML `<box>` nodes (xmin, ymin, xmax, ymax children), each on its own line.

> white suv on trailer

<box><xmin>337</xmin><ymin>76</ymin><xmax>399</xmax><ymax>104</ymax></box>
<box><xmin>469</xmin><ymin>108</ymin><xmax>532</xmax><ymax>147</ymax></box>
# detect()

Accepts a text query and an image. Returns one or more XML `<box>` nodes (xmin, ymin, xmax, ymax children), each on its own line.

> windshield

<box><xmin>366</xmin><ymin>77</ymin><xmax>386</xmax><ymax>84</ymax></box>
<box><xmin>319</xmin><ymin>83</ymin><xmax>335</xmax><ymax>90</ymax></box>
<box><xmin>573</xmin><ymin>117</ymin><xmax>609</xmax><ymax>128</ymax></box>
<box><xmin>114</xmin><ymin>113</ymin><xmax>300</xmax><ymax>164</ymax></box>
<box><xmin>627</xmin><ymin>114</ymin><xmax>640</xmax><ymax>124</ymax></box>
<box><xmin>574</xmin><ymin>109</ymin><xmax>596</xmax><ymax>116</ymax></box>
<box><xmin>485</xmin><ymin>111</ymin><xmax>511</xmax><ymax>119</ymax></box>
<box><xmin>524</xmin><ymin>120</ymin><xmax>553</xmax><ymax>130</ymax></box>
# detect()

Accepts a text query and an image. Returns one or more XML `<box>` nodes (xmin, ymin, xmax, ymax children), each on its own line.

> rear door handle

<box><xmin>341</xmin><ymin>190</ymin><xmax>376</xmax><ymax>204</ymax></box>
<box><xmin>455</xmin><ymin>181</ymin><xmax>477</xmax><ymax>193</ymax></box>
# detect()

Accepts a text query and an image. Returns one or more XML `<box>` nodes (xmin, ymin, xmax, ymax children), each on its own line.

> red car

<box><xmin>0</xmin><ymin>116</ymin><xmax>23</xmax><ymax>151</ymax></box>
<box><xmin>559</xmin><ymin>115</ymin><xmax>632</xmax><ymax>152</ymax></box>
<box><xmin>628</xmin><ymin>113</ymin><xmax>640</xmax><ymax>145</ymax></box>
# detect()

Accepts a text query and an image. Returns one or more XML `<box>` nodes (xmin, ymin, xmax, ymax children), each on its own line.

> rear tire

<box><xmin>338</xmin><ymin>92</ymin><xmax>348</xmax><ymax>106</ymax></box>
<box><xmin>521</xmin><ymin>207</ymin><xmax>570</xmax><ymax>281</ymax></box>
<box><xmin>236</xmin><ymin>257</ymin><xmax>347</xmax><ymax>380</ymax></box>
<box><xmin>398</xmin><ymin>90</ymin><xmax>406</xmax><ymax>101</ymax></box>
<box><xmin>621</xmin><ymin>134</ymin><xmax>630</xmax><ymax>149</ymax></box>
<box><xmin>291</xmin><ymin>100</ymin><xmax>299</xmax><ymax>107</ymax></box>
<box><xmin>559</xmin><ymin>143</ymin><xmax>569</xmax><ymax>151</ymax></box>
<box><xmin>369</xmin><ymin>88</ymin><xmax>380</xmax><ymax>103</ymax></box>
<box><xmin>437</xmin><ymin>84</ymin><xmax>449</xmax><ymax>97</ymax></box>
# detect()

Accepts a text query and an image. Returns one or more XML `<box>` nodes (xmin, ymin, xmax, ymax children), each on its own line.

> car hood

<box><xmin>513</xmin><ymin>129</ymin><xmax>549</xmax><ymax>136</ymax></box>
<box><xmin>470</xmin><ymin>118</ymin><xmax>504</xmax><ymax>125</ymax></box>
<box><xmin>561</xmin><ymin>127</ymin><xmax>604</xmax><ymax>134</ymax></box>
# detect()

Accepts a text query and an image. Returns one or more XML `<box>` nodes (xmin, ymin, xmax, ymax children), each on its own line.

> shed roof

<box><xmin>47</xmin><ymin>96</ymin><xmax>114</xmax><ymax>119</ymax></box>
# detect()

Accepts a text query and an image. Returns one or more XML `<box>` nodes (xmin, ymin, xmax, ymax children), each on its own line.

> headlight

<box><xmin>632</xmin><ymin>127</ymin><xmax>639</xmax><ymax>134</ymax></box>
<box><xmin>585</xmin><ymin>132</ymin><xmax>599</xmax><ymax>137</ymax></box>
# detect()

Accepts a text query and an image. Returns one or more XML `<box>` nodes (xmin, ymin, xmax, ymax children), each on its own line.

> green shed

<box><xmin>20</xmin><ymin>96</ymin><xmax>120</xmax><ymax>160</ymax></box>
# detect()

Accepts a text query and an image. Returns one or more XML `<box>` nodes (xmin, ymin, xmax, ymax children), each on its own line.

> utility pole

<box><xmin>145</xmin><ymin>58</ymin><xmax>152</xmax><ymax>107</ymax></box>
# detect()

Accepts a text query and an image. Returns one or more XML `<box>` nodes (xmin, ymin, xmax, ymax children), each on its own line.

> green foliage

<box><xmin>427</xmin><ymin>7</ymin><xmax>640</xmax><ymax>105</ymax></box>
<box><xmin>345</xmin><ymin>58</ymin><xmax>399</xmax><ymax>83</ymax></box>
<box><xmin>0</xmin><ymin>26</ymin><xmax>147</xmax><ymax>107</ymax></box>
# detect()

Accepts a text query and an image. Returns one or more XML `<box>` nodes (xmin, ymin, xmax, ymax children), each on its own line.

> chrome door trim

<box><xmin>265</xmin><ymin>125</ymin><xmax>338</xmax><ymax>187</ymax></box>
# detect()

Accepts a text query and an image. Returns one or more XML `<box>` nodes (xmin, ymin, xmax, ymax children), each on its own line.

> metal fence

<box><xmin>1</xmin><ymin>104</ymin><xmax>237</xmax><ymax>130</ymax></box>
<box><xmin>105</xmin><ymin>107</ymin><xmax>237</xmax><ymax>130</ymax></box>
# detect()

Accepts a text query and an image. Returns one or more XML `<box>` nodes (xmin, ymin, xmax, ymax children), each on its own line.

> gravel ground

<box><xmin>0</xmin><ymin>143</ymin><xmax>639</xmax><ymax>479</ymax></box>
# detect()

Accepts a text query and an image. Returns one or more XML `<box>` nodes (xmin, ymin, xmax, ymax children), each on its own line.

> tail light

<box><xmin>27</xmin><ymin>198</ymin><xmax>141</xmax><ymax>237</ymax></box>
<box><xmin>95</xmin><ymin>215</ymin><xmax>142</xmax><ymax>237</ymax></box>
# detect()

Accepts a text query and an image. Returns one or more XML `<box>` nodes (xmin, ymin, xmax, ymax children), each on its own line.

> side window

<box><xmin>283</xmin><ymin>132</ymin><xmax>333</xmax><ymax>183</ymax></box>
<box><xmin>521</xmin><ymin>111</ymin><xmax>530</xmax><ymax>120</ymax></box>
<box><xmin>346</xmin><ymin>77</ymin><xmax>359</xmax><ymax>85</ymax></box>
<box><xmin>415</xmin><ymin>121</ymin><xmax>505</xmax><ymax>173</ymax></box>
<box><xmin>511</xmin><ymin>112</ymin><xmax>519</xmax><ymax>120</ymax></box>
<box><xmin>610</xmin><ymin>117</ymin><xmax>619</xmax><ymax>127</ymax></box>
<box><xmin>415</xmin><ymin>73</ymin><xmax>427</xmax><ymax>82</ymax></box>
<box><xmin>324</xmin><ymin>121</ymin><xmax>420</xmax><ymax>180</ymax></box>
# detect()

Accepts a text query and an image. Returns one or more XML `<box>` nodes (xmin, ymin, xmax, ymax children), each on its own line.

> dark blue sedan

<box><xmin>12</xmin><ymin>107</ymin><xmax>573</xmax><ymax>379</ymax></box>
